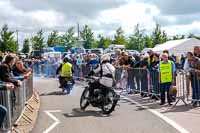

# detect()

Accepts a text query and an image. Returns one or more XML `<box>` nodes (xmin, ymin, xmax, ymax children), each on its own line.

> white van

<box><xmin>42</xmin><ymin>52</ymin><xmax>62</xmax><ymax>59</ymax></box>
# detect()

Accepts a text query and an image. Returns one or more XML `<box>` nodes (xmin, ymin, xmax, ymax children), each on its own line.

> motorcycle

<box><xmin>62</xmin><ymin>78</ymin><xmax>73</xmax><ymax>94</ymax></box>
<box><xmin>80</xmin><ymin>76</ymin><xmax>120</xmax><ymax>114</ymax></box>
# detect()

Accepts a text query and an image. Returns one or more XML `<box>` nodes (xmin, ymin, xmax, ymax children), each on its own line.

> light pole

<box><xmin>16</xmin><ymin>29</ymin><xmax>19</xmax><ymax>53</ymax></box>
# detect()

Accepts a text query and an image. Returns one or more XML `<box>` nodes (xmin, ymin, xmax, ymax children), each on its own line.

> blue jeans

<box><xmin>127</xmin><ymin>69</ymin><xmax>136</xmax><ymax>92</ymax></box>
<box><xmin>76</xmin><ymin>66</ymin><xmax>82</xmax><ymax>78</ymax></box>
<box><xmin>0</xmin><ymin>105</ymin><xmax>7</xmax><ymax>127</ymax></box>
<box><xmin>160</xmin><ymin>82</ymin><xmax>172</xmax><ymax>104</ymax></box>
<box><xmin>191</xmin><ymin>75</ymin><xmax>200</xmax><ymax>101</ymax></box>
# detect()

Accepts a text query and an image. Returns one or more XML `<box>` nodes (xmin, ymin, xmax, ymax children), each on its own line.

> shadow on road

<box><xmin>160</xmin><ymin>105</ymin><xmax>192</xmax><ymax>114</ymax></box>
<box><xmin>40</xmin><ymin>91</ymin><xmax>66</xmax><ymax>96</ymax></box>
<box><xmin>63</xmin><ymin>108</ymin><xmax>111</xmax><ymax>118</ymax></box>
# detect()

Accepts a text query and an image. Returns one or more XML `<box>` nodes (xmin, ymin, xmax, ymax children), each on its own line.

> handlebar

<box><xmin>84</xmin><ymin>76</ymin><xmax>99</xmax><ymax>82</ymax></box>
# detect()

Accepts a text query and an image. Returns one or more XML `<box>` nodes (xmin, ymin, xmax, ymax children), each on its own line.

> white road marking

<box><xmin>121</xmin><ymin>96</ymin><xmax>190</xmax><ymax>133</ymax></box>
<box><xmin>43</xmin><ymin>110</ymin><xmax>61</xmax><ymax>133</ymax></box>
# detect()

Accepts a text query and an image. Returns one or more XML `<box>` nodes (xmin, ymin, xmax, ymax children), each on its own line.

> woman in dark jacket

<box><xmin>0</xmin><ymin>55</ymin><xmax>20</xmax><ymax>87</ymax></box>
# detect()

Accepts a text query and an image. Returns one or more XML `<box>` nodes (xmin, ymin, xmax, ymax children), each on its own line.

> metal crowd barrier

<box><xmin>174</xmin><ymin>70</ymin><xmax>187</xmax><ymax>106</ymax></box>
<box><xmin>33</xmin><ymin>63</ymin><xmax>58</xmax><ymax>78</ymax></box>
<box><xmin>0</xmin><ymin>74</ymin><xmax>33</xmax><ymax>131</ymax></box>
<box><xmin>33</xmin><ymin>62</ymin><xmax>92</xmax><ymax>79</ymax></box>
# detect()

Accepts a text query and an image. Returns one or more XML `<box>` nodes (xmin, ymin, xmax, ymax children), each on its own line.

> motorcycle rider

<box><xmin>56</xmin><ymin>56</ymin><xmax>74</xmax><ymax>92</ymax></box>
<box><xmin>88</xmin><ymin>54</ymin><xmax>116</xmax><ymax>97</ymax></box>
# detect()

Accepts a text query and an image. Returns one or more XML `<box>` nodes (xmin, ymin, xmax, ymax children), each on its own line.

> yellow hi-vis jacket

<box><xmin>159</xmin><ymin>60</ymin><xmax>173</xmax><ymax>83</ymax></box>
<box><xmin>61</xmin><ymin>62</ymin><xmax>72</xmax><ymax>77</ymax></box>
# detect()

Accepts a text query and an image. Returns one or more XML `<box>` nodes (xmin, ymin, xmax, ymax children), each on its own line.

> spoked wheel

<box><xmin>80</xmin><ymin>87</ymin><xmax>90</xmax><ymax>110</ymax></box>
<box><xmin>102</xmin><ymin>89</ymin><xmax>119</xmax><ymax>114</ymax></box>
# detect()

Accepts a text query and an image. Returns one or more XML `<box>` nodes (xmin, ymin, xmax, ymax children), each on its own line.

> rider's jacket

<box><xmin>61</xmin><ymin>62</ymin><xmax>73</xmax><ymax>77</ymax></box>
<box><xmin>93</xmin><ymin>62</ymin><xmax>115</xmax><ymax>87</ymax></box>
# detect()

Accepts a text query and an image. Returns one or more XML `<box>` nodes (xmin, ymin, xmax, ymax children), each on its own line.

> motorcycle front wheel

<box><xmin>101</xmin><ymin>89</ymin><xmax>119</xmax><ymax>114</ymax></box>
<box><xmin>80</xmin><ymin>87</ymin><xmax>90</xmax><ymax>110</ymax></box>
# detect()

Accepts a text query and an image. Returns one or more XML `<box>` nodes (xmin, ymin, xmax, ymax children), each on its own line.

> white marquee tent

<box><xmin>152</xmin><ymin>38</ymin><xmax>200</xmax><ymax>55</ymax></box>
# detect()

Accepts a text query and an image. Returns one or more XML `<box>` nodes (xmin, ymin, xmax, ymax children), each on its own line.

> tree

<box><xmin>187</xmin><ymin>33</ymin><xmax>200</xmax><ymax>40</ymax></box>
<box><xmin>126</xmin><ymin>24</ymin><xmax>144</xmax><ymax>51</ymax></box>
<box><xmin>143</xmin><ymin>35</ymin><xmax>153</xmax><ymax>48</ymax></box>
<box><xmin>113</xmin><ymin>27</ymin><xmax>127</xmax><ymax>45</ymax></box>
<box><xmin>21</xmin><ymin>38</ymin><xmax>30</xmax><ymax>53</ymax></box>
<box><xmin>80</xmin><ymin>25</ymin><xmax>96</xmax><ymax>49</ymax></box>
<box><xmin>152</xmin><ymin>24</ymin><xmax>168</xmax><ymax>47</ymax></box>
<box><xmin>0</xmin><ymin>24</ymin><xmax>18</xmax><ymax>53</ymax></box>
<box><xmin>97</xmin><ymin>35</ymin><xmax>112</xmax><ymax>48</ymax></box>
<box><xmin>62</xmin><ymin>27</ymin><xmax>77</xmax><ymax>49</ymax></box>
<box><xmin>172</xmin><ymin>35</ymin><xmax>185</xmax><ymax>40</ymax></box>
<box><xmin>31</xmin><ymin>29</ymin><xmax>45</xmax><ymax>51</ymax></box>
<box><xmin>47</xmin><ymin>30</ymin><xmax>59</xmax><ymax>47</ymax></box>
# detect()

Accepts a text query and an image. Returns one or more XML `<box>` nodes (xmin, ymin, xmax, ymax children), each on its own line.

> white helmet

<box><xmin>101</xmin><ymin>54</ymin><xmax>110</xmax><ymax>63</ymax></box>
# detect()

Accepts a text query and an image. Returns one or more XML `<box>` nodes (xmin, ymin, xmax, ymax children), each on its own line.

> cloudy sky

<box><xmin>1</xmin><ymin>0</ymin><xmax>200</xmax><ymax>45</ymax></box>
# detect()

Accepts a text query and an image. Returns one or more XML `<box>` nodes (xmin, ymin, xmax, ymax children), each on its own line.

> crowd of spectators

<box><xmin>0</xmin><ymin>51</ymin><xmax>32</xmax><ymax>129</ymax></box>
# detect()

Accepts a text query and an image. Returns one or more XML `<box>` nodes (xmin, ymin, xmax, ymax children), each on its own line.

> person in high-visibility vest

<box><xmin>159</xmin><ymin>53</ymin><xmax>176</xmax><ymax>106</ymax></box>
<box><xmin>56</xmin><ymin>56</ymin><xmax>73</xmax><ymax>89</ymax></box>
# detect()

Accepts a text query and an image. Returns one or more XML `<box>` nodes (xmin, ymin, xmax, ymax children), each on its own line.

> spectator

<box><xmin>115</xmin><ymin>49</ymin><xmax>122</xmax><ymax>59</ymax></box>
<box><xmin>194</xmin><ymin>46</ymin><xmax>200</xmax><ymax>58</ymax></box>
<box><xmin>0</xmin><ymin>51</ymin><xmax>3</xmax><ymax>63</ymax></box>
<box><xmin>150</xmin><ymin>53</ymin><xmax>160</xmax><ymax>70</ymax></box>
<box><xmin>163</xmin><ymin>50</ymin><xmax>176</xmax><ymax>63</ymax></box>
<box><xmin>158</xmin><ymin>53</ymin><xmax>176</xmax><ymax>106</ymax></box>
<box><xmin>87</xmin><ymin>54</ymin><xmax>99</xmax><ymax>70</ymax></box>
<box><xmin>113</xmin><ymin>49</ymin><xmax>122</xmax><ymax>66</ymax></box>
<box><xmin>181</xmin><ymin>54</ymin><xmax>186</xmax><ymax>69</ymax></box>
<box><xmin>0</xmin><ymin>55</ymin><xmax>21</xmax><ymax>87</ymax></box>
<box><xmin>12</xmin><ymin>61</ymin><xmax>31</xmax><ymax>77</ymax></box>
<box><xmin>0</xmin><ymin>83</ymin><xmax>14</xmax><ymax>127</ymax></box>
<box><xmin>147</xmin><ymin>50</ymin><xmax>154</xmax><ymax>67</ymax></box>
<box><xmin>140</xmin><ymin>54</ymin><xmax>148</xmax><ymax>69</ymax></box>
<box><xmin>119</xmin><ymin>53</ymin><xmax>135</xmax><ymax>67</ymax></box>
<box><xmin>184</xmin><ymin>52</ymin><xmax>200</xmax><ymax>106</ymax></box>
<box><xmin>76</xmin><ymin>55</ymin><xmax>83</xmax><ymax>79</ymax></box>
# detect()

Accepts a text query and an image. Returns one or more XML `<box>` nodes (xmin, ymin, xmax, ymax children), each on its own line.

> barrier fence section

<box><xmin>114</xmin><ymin>67</ymin><xmax>200</xmax><ymax>106</ymax></box>
<box><xmin>0</xmin><ymin>74</ymin><xmax>33</xmax><ymax>130</ymax></box>
<box><xmin>32</xmin><ymin>62</ymin><xmax>92</xmax><ymax>79</ymax></box>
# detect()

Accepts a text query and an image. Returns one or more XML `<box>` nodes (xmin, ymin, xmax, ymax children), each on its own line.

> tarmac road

<box><xmin>32</xmin><ymin>78</ymin><xmax>179</xmax><ymax>133</ymax></box>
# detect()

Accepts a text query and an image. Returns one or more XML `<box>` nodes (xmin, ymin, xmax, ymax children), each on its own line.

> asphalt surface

<box><xmin>32</xmin><ymin>78</ymin><xmax>179</xmax><ymax>133</ymax></box>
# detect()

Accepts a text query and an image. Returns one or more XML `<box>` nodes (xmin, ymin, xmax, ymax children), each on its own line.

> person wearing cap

<box><xmin>158</xmin><ymin>53</ymin><xmax>176</xmax><ymax>105</ymax></box>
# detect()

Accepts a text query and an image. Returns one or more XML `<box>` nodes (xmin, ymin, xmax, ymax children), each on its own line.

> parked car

<box><xmin>104</xmin><ymin>48</ymin><xmax>114</xmax><ymax>54</ymax></box>
<box><xmin>90</xmin><ymin>48</ymin><xmax>103</xmax><ymax>54</ymax></box>
<box><xmin>141</xmin><ymin>48</ymin><xmax>152</xmax><ymax>54</ymax></box>
<box><xmin>126</xmin><ymin>50</ymin><xmax>140</xmax><ymax>55</ymax></box>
